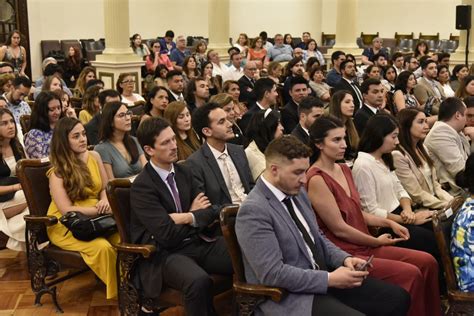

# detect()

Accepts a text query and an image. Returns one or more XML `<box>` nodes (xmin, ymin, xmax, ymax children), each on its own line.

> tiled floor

<box><xmin>0</xmin><ymin>249</ymin><xmax>232</xmax><ymax>315</ymax></box>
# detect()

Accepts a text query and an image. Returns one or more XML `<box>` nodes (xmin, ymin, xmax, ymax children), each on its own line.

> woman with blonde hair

<box><xmin>328</xmin><ymin>90</ymin><xmax>359</xmax><ymax>164</ymax></box>
<box><xmin>47</xmin><ymin>117</ymin><xmax>119</xmax><ymax>300</ymax></box>
<box><xmin>79</xmin><ymin>85</ymin><xmax>101</xmax><ymax>124</ymax></box>
<box><xmin>74</xmin><ymin>66</ymin><xmax>96</xmax><ymax>98</ymax></box>
<box><xmin>163</xmin><ymin>101</ymin><xmax>201</xmax><ymax>160</ymax></box>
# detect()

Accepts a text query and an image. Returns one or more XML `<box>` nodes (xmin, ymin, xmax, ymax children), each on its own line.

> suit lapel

<box><xmin>145</xmin><ymin>163</ymin><xmax>177</xmax><ymax>213</ymax></box>
<box><xmin>257</xmin><ymin>180</ymin><xmax>314</xmax><ymax>265</ymax></box>
<box><xmin>202</xmin><ymin>143</ymin><xmax>232</xmax><ymax>202</ymax></box>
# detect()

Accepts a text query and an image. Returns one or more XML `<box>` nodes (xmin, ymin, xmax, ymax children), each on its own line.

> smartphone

<box><xmin>358</xmin><ymin>255</ymin><xmax>374</xmax><ymax>271</ymax></box>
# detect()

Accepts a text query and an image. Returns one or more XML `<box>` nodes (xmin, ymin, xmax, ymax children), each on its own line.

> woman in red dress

<box><xmin>305</xmin><ymin>116</ymin><xmax>441</xmax><ymax>316</ymax></box>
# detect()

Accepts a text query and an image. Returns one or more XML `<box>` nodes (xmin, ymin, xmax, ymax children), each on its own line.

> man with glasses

<box><xmin>3</xmin><ymin>76</ymin><xmax>31</xmax><ymax>132</ymax></box>
<box><xmin>238</xmin><ymin>61</ymin><xmax>258</xmax><ymax>104</ymax></box>
<box><xmin>170</xmin><ymin>35</ymin><xmax>191</xmax><ymax>72</ymax></box>
<box><xmin>361</xmin><ymin>37</ymin><xmax>389</xmax><ymax>66</ymax></box>
<box><xmin>404</xmin><ymin>56</ymin><xmax>419</xmax><ymax>73</ymax></box>
<box><xmin>265</xmin><ymin>34</ymin><xmax>293</xmax><ymax>65</ymax></box>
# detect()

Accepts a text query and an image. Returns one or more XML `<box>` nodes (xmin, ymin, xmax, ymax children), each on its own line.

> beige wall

<box><xmin>27</xmin><ymin>0</ymin><xmax>461</xmax><ymax>79</ymax></box>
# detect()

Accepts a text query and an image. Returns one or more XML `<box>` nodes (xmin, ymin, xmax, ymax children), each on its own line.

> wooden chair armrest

<box><xmin>115</xmin><ymin>242</ymin><xmax>156</xmax><ymax>258</ymax></box>
<box><xmin>449</xmin><ymin>290</ymin><xmax>474</xmax><ymax>301</ymax></box>
<box><xmin>234</xmin><ymin>281</ymin><xmax>286</xmax><ymax>302</ymax></box>
<box><xmin>24</xmin><ymin>215</ymin><xmax>58</xmax><ymax>226</ymax></box>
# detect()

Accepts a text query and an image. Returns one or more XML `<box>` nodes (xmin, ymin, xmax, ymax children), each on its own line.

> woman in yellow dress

<box><xmin>46</xmin><ymin>117</ymin><xmax>119</xmax><ymax>299</ymax></box>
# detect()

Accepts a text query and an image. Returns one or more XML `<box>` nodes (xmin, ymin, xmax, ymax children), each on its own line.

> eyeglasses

<box><xmin>121</xmin><ymin>80</ymin><xmax>136</xmax><ymax>84</ymax></box>
<box><xmin>248</xmin><ymin>68</ymin><xmax>257</xmax><ymax>71</ymax></box>
<box><xmin>116</xmin><ymin>110</ymin><xmax>133</xmax><ymax>118</ymax></box>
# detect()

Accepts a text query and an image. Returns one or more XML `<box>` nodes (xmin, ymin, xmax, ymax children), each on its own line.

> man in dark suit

<box><xmin>166</xmin><ymin>70</ymin><xmax>185</xmax><ymax>102</ymax></box>
<box><xmin>130</xmin><ymin>117</ymin><xmax>233</xmax><ymax>316</ymax></box>
<box><xmin>333</xmin><ymin>60</ymin><xmax>363</xmax><ymax>112</ymax></box>
<box><xmin>291</xmin><ymin>96</ymin><xmax>324</xmax><ymax>145</ymax></box>
<box><xmin>236</xmin><ymin>136</ymin><xmax>410</xmax><ymax>316</ymax></box>
<box><xmin>238</xmin><ymin>61</ymin><xmax>258</xmax><ymax>104</ymax></box>
<box><xmin>187</xmin><ymin>103</ymin><xmax>254</xmax><ymax>210</ymax></box>
<box><xmin>85</xmin><ymin>89</ymin><xmax>120</xmax><ymax>145</ymax></box>
<box><xmin>354</xmin><ymin>78</ymin><xmax>384</xmax><ymax>136</ymax></box>
<box><xmin>239</xmin><ymin>78</ymin><xmax>278</xmax><ymax>135</ymax></box>
<box><xmin>281</xmin><ymin>75</ymin><xmax>311</xmax><ymax>134</ymax></box>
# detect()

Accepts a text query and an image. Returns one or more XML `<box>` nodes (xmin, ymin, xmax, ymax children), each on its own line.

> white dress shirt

<box><xmin>222</xmin><ymin>65</ymin><xmax>244</xmax><ymax>82</ymax></box>
<box><xmin>352</xmin><ymin>152</ymin><xmax>410</xmax><ymax>218</ymax></box>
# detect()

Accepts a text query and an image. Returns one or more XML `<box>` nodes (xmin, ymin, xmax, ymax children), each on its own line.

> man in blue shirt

<box><xmin>170</xmin><ymin>35</ymin><xmax>191</xmax><ymax>72</ymax></box>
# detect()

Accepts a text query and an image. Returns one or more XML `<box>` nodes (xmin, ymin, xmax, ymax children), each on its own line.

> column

<box><xmin>451</xmin><ymin>0</ymin><xmax>474</xmax><ymax>66</ymax></box>
<box><xmin>91</xmin><ymin>0</ymin><xmax>144</xmax><ymax>93</ymax></box>
<box><xmin>327</xmin><ymin>0</ymin><xmax>362</xmax><ymax>60</ymax></box>
<box><xmin>207</xmin><ymin>0</ymin><xmax>230</xmax><ymax>61</ymax></box>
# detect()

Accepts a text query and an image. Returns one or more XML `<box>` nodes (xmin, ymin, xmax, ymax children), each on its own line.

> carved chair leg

<box><xmin>236</xmin><ymin>293</ymin><xmax>265</xmax><ymax>316</ymax></box>
<box><xmin>117</xmin><ymin>252</ymin><xmax>141</xmax><ymax>316</ymax></box>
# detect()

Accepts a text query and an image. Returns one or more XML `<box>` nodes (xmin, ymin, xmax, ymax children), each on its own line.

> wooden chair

<box><xmin>20</xmin><ymin>114</ymin><xmax>31</xmax><ymax>134</ymax></box>
<box><xmin>394</xmin><ymin>32</ymin><xmax>414</xmax><ymax>45</ymax></box>
<box><xmin>419</xmin><ymin>32</ymin><xmax>440</xmax><ymax>41</ymax></box>
<box><xmin>220</xmin><ymin>205</ymin><xmax>285</xmax><ymax>315</ymax></box>
<box><xmin>432</xmin><ymin>196</ymin><xmax>474</xmax><ymax>315</ymax></box>
<box><xmin>321</xmin><ymin>33</ymin><xmax>336</xmax><ymax>47</ymax></box>
<box><xmin>450</xmin><ymin>33</ymin><xmax>460</xmax><ymax>42</ymax></box>
<box><xmin>130</xmin><ymin>102</ymin><xmax>145</xmax><ymax>116</ymax></box>
<box><xmin>130</xmin><ymin>115</ymin><xmax>141</xmax><ymax>137</ymax></box>
<box><xmin>360</xmin><ymin>32</ymin><xmax>379</xmax><ymax>46</ymax></box>
<box><xmin>70</xmin><ymin>96</ymin><xmax>82</xmax><ymax>109</ymax></box>
<box><xmin>107</xmin><ymin>179</ymin><xmax>232</xmax><ymax>315</ymax></box>
<box><xmin>17</xmin><ymin>159</ymin><xmax>90</xmax><ymax>313</ymax></box>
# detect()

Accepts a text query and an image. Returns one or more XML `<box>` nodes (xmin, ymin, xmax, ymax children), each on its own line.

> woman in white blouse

<box><xmin>352</xmin><ymin>113</ymin><xmax>440</xmax><ymax>260</ymax></box>
<box><xmin>393</xmin><ymin>108</ymin><xmax>453</xmax><ymax>210</ymax></box>
<box><xmin>437</xmin><ymin>64</ymin><xmax>455</xmax><ymax>98</ymax></box>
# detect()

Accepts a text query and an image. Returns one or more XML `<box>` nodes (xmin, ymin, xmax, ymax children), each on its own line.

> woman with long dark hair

<box><xmin>140</xmin><ymin>86</ymin><xmax>169</xmax><ymax>124</ymax></box>
<box><xmin>95</xmin><ymin>101</ymin><xmax>146</xmax><ymax>179</ymax></box>
<box><xmin>0</xmin><ymin>30</ymin><xmax>27</xmax><ymax>76</ymax></box>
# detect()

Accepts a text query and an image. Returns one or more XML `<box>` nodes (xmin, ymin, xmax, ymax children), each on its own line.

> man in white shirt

<box><xmin>186</xmin><ymin>103</ymin><xmax>254</xmax><ymax>211</ymax></box>
<box><xmin>354</xmin><ymin>78</ymin><xmax>384</xmax><ymax>135</ymax></box>
<box><xmin>222</xmin><ymin>52</ymin><xmax>244</xmax><ymax>83</ymax></box>
<box><xmin>425</xmin><ymin>97</ymin><xmax>472</xmax><ymax>195</ymax></box>
<box><xmin>206</xmin><ymin>49</ymin><xmax>229</xmax><ymax>78</ymax></box>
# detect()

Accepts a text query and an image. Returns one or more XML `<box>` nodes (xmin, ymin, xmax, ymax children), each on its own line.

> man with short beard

<box><xmin>334</xmin><ymin>60</ymin><xmax>364</xmax><ymax>111</ymax></box>
<box><xmin>3</xmin><ymin>76</ymin><xmax>31</xmax><ymax>127</ymax></box>
<box><xmin>414</xmin><ymin>59</ymin><xmax>446</xmax><ymax>115</ymax></box>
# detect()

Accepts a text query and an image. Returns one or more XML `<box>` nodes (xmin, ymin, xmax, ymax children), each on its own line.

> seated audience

<box><xmin>451</xmin><ymin>154</ymin><xmax>474</xmax><ymax>292</ymax></box>
<box><xmin>170</xmin><ymin>35</ymin><xmax>191</xmax><ymax>72</ymax></box>
<box><xmin>353</xmin><ymin>78</ymin><xmax>384</xmax><ymax>135</ymax></box>
<box><xmin>24</xmin><ymin>91</ymin><xmax>62</xmax><ymax>159</ymax></box>
<box><xmin>437</xmin><ymin>64</ymin><xmax>455</xmax><ymax>98</ymax></box>
<box><xmin>159</xmin><ymin>30</ymin><xmax>176</xmax><ymax>55</ymax></box>
<box><xmin>63</xmin><ymin>46</ymin><xmax>86</xmax><ymax>87</ymax></box>
<box><xmin>424</xmin><ymin>97</ymin><xmax>473</xmax><ymax>195</ymax></box>
<box><xmin>130</xmin><ymin>117</ymin><xmax>232</xmax><ymax>315</ymax></box>
<box><xmin>245</xmin><ymin>109</ymin><xmax>284</xmax><ymax>181</ymax></box>
<box><xmin>0</xmin><ymin>108</ymin><xmax>28</xmax><ymax>251</ymax></box>
<box><xmin>303</xmin><ymin>39</ymin><xmax>325</xmax><ymax>66</ymax></box>
<box><xmin>239</xmin><ymin>78</ymin><xmax>278</xmax><ymax>134</ymax></box>
<box><xmin>145</xmin><ymin>40</ymin><xmax>173</xmax><ymax>73</ymax></box>
<box><xmin>166</xmin><ymin>70</ymin><xmax>185</xmax><ymax>102</ymax></box>
<box><xmin>291</xmin><ymin>96</ymin><xmax>324</xmax><ymax>146</ymax></box>
<box><xmin>333</xmin><ymin>60</ymin><xmax>363</xmax><ymax>112</ymax></box>
<box><xmin>450</xmin><ymin>64</ymin><xmax>469</xmax><ymax>92</ymax></box>
<box><xmin>182</xmin><ymin>55</ymin><xmax>200</xmax><ymax>84</ymax></box>
<box><xmin>393</xmin><ymin>108</ymin><xmax>453</xmax><ymax>210</ymax></box>
<box><xmin>455</xmin><ymin>75</ymin><xmax>474</xmax><ymax>99</ymax></box>
<box><xmin>79</xmin><ymin>86</ymin><xmax>101</xmax><ymax>125</ymax></box>
<box><xmin>296</xmin><ymin>31</ymin><xmax>311</xmax><ymax>49</ymax></box>
<box><xmin>47</xmin><ymin>117</ymin><xmax>119</xmax><ymax>300</ymax></box>
<box><xmin>222</xmin><ymin>52</ymin><xmax>244</xmax><ymax>82</ymax></box>
<box><xmin>140</xmin><ymin>86</ymin><xmax>169</xmax><ymax>123</ymax></box>
<box><xmin>187</xmin><ymin>103</ymin><xmax>253</xmax><ymax>209</ymax></box>
<box><xmin>281</xmin><ymin>75</ymin><xmax>310</xmax><ymax>134</ymax></box>
<box><xmin>307</xmin><ymin>116</ymin><xmax>441</xmax><ymax>316</ymax></box>
<box><xmin>326</xmin><ymin>51</ymin><xmax>346</xmax><ymax>87</ymax></box>
<box><xmin>74</xmin><ymin>66</ymin><xmax>96</xmax><ymax>98</ymax></box>
<box><xmin>185</xmin><ymin>77</ymin><xmax>210</xmax><ymax>113</ymax></box>
<box><xmin>59</xmin><ymin>90</ymin><xmax>76</xmax><ymax>118</ymax></box>
<box><xmin>361</xmin><ymin>37</ymin><xmax>389</xmax><ymax>66</ymax></box>
<box><xmin>207</xmin><ymin>49</ymin><xmax>228</xmax><ymax>78</ymax></box>
<box><xmin>192</xmin><ymin>40</ymin><xmax>207</xmax><ymax>70</ymax></box>
<box><xmin>116</xmin><ymin>73</ymin><xmax>145</xmax><ymax>106</ymax></box>
<box><xmin>0</xmin><ymin>73</ymin><xmax>14</xmax><ymax>94</ymax></box>
<box><xmin>238</xmin><ymin>61</ymin><xmax>258</xmax><ymax>105</ymax></box>
<box><xmin>85</xmin><ymin>89</ymin><xmax>121</xmax><ymax>146</ymax></box>
<box><xmin>283</xmin><ymin>33</ymin><xmax>295</xmax><ymax>49</ymax></box>
<box><xmin>414</xmin><ymin>41</ymin><xmax>429</xmax><ymax>60</ymax></box>
<box><xmin>209</xmin><ymin>93</ymin><xmax>243</xmax><ymax>145</ymax></box>
<box><xmin>282</xmin><ymin>57</ymin><xmax>306</xmax><ymax>104</ymax></box>
<box><xmin>363</xmin><ymin>65</ymin><xmax>382</xmax><ymax>81</ymax></box>
<box><xmin>247</xmin><ymin>36</ymin><xmax>267</xmax><ymax>69</ymax></box>
<box><xmin>265</xmin><ymin>34</ymin><xmax>293</xmax><ymax>64</ymax></box>
<box><xmin>33</xmin><ymin>63</ymin><xmax>72</xmax><ymax>99</ymax></box>
<box><xmin>234</xmin><ymin>33</ymin><xmax>249</xmax><ymax>57</ymax></box>
<box><xmin>153</xmin><ymin>64</ymin><xmax>169</xmax><ymax>88</ymax></box>
<box><xmin>266</xmin><ymin>61</ymin><xmax>283</xmax><ymax>85</ymax></box>
<box><xmin>413</xmin><ymin>59</ymin><xmax>445</xmax><ymax>116</ymax></box>
<box><xmin>201</xmin><ymin>61</ymin><xmax>222</xmax><ymax>95</ymax></box>
<box><xmin>393</xmin><ymin>71</ymin><xmax>421</xmax><ymax>115</ymax></box>
<box><xmin>236</xmin><ymin>135</ymin><xmax>410</xmax><ymax>316</ymax></box>
<box><xmin>3</xmin><ymin>76</ymin><xmax>31</xmax><ymax>133</ymax></box>
<box><xmin>222</xmin><ymin>80</ymin><xmax>247</xmax><ymax>120</ymax></box>
<box><xmin>308</xmin><ymin>66</ymin><xmax>330</xmax><ymax>107</ymax></box>
<box><xmin>130</xmin><ymin>33</ymin><xmax>150</xmax><ymax>58</ymax></box>
<box><xmin>392</xmin><ymin>52</ymin><xmax>405</xmax><ymax>75</ymax></box>
<box><xmin>466</xmin><ymin>96</ymin><xmax>474</xmax><ymax>127</ymax></box>
<box><xmin>328</xmin><ymin>91</ymin><xmax>359</xmax><ymax>164</ymax></box>
<box><xmin>352</xmin><ymin>114</ymin><xmax>441</xmax><ymax>261</ymax></box>
<box><xmin>382</xmin><ymin>65</ymin><xmax>397</xmax><ymax>92</ymax></box>
<box><xmin>164</xmin><ymin>101</ymin><xmax>201</xmax><ymax>161</ymax></box>
<box><xmin>95</xmin><ymin>102</ymin><xmax>146</xmax><ymax>179</ymax></box>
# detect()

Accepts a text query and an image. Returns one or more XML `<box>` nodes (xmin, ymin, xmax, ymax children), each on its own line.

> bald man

<box><xmin>238</xmin><ymin>61</ymin><xmax>258</xmax><ymax>105</ymax></box>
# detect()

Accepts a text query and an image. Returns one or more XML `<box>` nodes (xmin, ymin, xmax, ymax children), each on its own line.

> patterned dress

<box><xmin>451</xmin><ymin>197</ymin><xmax>474</xmax><ymax>292</ymax></box>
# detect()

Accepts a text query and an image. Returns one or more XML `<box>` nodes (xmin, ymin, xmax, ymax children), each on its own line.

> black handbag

<box><xmin>59</xmin><ymin>211</ymin><xmax>117</xmax><ymax>241</ymax></box>
<box><xmin>0</xmin><ymin>177</ymin><xmax>19</xmax><ymax>202</ymax></box>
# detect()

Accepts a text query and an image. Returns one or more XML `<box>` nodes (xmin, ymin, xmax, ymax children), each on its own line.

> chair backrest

<box><xmin>394</xmin><ymin>32</ymin><xmax>414</xmax><ymax>45</ymax></box>
<box><xmin>130</xmin><ymin>115</ymin><xmax>141</xmax><ymax>137</ymax></box>
<box><xmin>20</xmin><ymin>114</ymin><xmax>31</xmax><ymax>134</ymax></box>
<box><xmin>41</xmin><ymin>40</ymin><xmax>61</xmax><ymax>60</ymax></box>
<box><xmin>419</xmin><ymin>32</ymin><xmax>440</xmax><ymax>41</ymax></box>
<box><xmin>130</xmin><ymin>102</ymin><xmax>145</xmax><ymax>116</ymax></box>
<box><xmin>107</xmin><ymin>178</ymin><xmax>133</xmax><ymax>243</ymax></box>
<box><xmin>432</xmin><ymin>196</ymin><xmax>466</xmax><ymax>292</ymax></box>
<box><xmin>321</xmin><ymin>33</ymin><xmax>336</xmax><ymax>47</ymax></box>
<box><xmin>220</xmin><ymin>205</ymin><xmax>246</xmax><ymax>283</ymax></box>
<box><xmin>360</xmin><ymin>32</ymin><xmax>379</xmax><ymax>46</ymax></box>
<box><xmin>16</xmin><ymin>159</ymin><xmax>52</xmax><ymax>243</ymax></box>
<box><xmin>61</xmin><ymin>40</ymin><xmax>82</xmax><ymax>59</ymax></box>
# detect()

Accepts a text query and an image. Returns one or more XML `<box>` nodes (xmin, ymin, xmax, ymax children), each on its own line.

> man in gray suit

<box><xmin>187</xmin><ymin>103</ymin><xmax>254</xmax><ymax>211</ymax></box>
<box><xmin>413</xmin><ymin>59</ymin><xmax>446</xmax><ymax>115</ymax></box>
<box><xmin>236</xmin><ymin>136</ymin><xmax>410</xmax><ymax>316</ymax></box>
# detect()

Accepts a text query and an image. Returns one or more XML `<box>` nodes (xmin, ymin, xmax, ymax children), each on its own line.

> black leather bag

<box><xmin>59</xmin><ymin>211</ymin><xmax>116</xmax><ymax>241</ymax></box>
